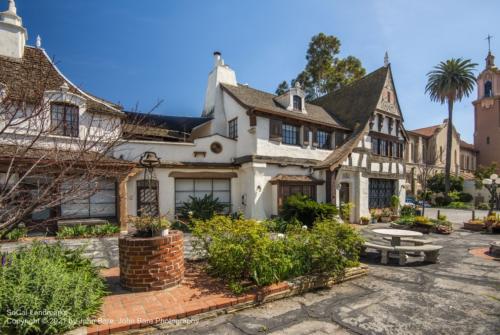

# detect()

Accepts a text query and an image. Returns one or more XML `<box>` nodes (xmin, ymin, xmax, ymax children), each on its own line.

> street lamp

<box><xmin>482</xmin><ymin>174</ymin><xmax>499</xmax><ymax>215</ymax></box>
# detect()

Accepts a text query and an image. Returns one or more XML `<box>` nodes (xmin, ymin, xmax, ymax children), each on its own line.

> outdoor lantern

<box><xmin>140</xmin><ymin>151</ymin><xmax>161</xmax><ymax>168</ymax></box>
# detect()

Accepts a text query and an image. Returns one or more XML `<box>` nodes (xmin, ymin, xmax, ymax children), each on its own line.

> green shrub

<box><xmin>446</xmin><ymin>201</ymin><xmax>471</xmax><ymax>209</ymax></box>
<box><xmin>427</xmin><ymin>173</ymin><xmax>464</xmax><ymax>193</ymax></box>
<box><xmin>56</xmin><ymin>224</ymin><xmax>119</xmax><ymax>239</ymax></box>
<box><xmin>3</xmin><ymin>227</ymin><xmax>28</xmax><ymax>241</ymax></box>
<box><xmin>396</xmin><ymin>216</ymin><xmax>415</xmax><ymax>226</ymax></box>
<box><xmin>192</xmin><ymin>216</ymin><xmax>363</xmax><ymax>292</ymax></box>
<box><xmin>340</xmin><ymin>202</ymin><xmax>354</xmax><ymax>222</ymax></box>
<box><xmin>281</xmin><ymin>194</ymin><xmax>338</xmax><ymax>227</ymax></box>
<box><xmin>400</xmin><ymin>205</ymin><xmax>416</xmax><ymax>217</ymax></box>
<box><xmin>303</xmin><ymin>219</ymin><xmax>363</xmax><ymax>276</ymax></box>
<box><xmin>477</xmin><ymin>203</ymin><xmax>490</xmax><ymax>210</ymax></box>
<box><xmin>180</xmin><ymin>194</ymin><xmax>226</xmax><ymax>220</ymax></box>
<box><xmin>434</xmin><ymin>195</ymin><xmax>451</xmax><ymax>207</ymax></box>
<box><xmin>171</xmin><ymin>220</ymin><xmax>192</xmax><ymax>233</ymax></box>
<box><xmin>261</xmin><ymin>217</ymin><xmax>301</xmax><ymax>233</ymax></box>
<box><xmin>458</xmin><ymin>192</ymin><xmax>473</xmax><ymax>203</ymax></box>
<box><xmin>0</xmin><ymin>242</ymin><xmax>106</xmax><ymax>334</ymax></box>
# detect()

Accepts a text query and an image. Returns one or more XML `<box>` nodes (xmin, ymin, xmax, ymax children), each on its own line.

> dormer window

<box><xmin>485</xmin><ymin>81</ymin><xmax>493</xmax><ymax>97</ymax></box>
<box><xmin>293</xmin><ymin>95</ymin><xmax>302</xmax><ymax>110</ymax></box>
<box><xmin>51</xmin><ymin>103</ymin><xmax>79</xmax><ymax>137</ymax></box>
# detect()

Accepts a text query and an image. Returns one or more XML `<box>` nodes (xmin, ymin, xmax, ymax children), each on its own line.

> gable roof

<box><xmin>124</xmin><ymin>111</ymin><xmax>211</xmax><ymax>132</ymax></box>
<box><xmin>408</xmin><ymin>125</ymin><xmax>441</xmax><ymax>138</ymax></box>
<box><xmin>313</xmin><ymin>65</ymin><xmax>389</xmax><ymax>129</ymax></box>
<box><xmin>313</xmin><ymin>66</ymin><xmax>392</xmax><ymax>170</ymax></box>
<box><xmin>460</xmin><ymin>140</ymin><xmax>477</xmax><ymax>151</ymax></box>
<box><xmin>221</xmin><ymin>83</ymin><xmax>348</xmax><ymax>129</ymax></box>
<box><xmin>0</xmin><ymin>46</ymin><xmax>122</xmax><ymax>116</ymax></box>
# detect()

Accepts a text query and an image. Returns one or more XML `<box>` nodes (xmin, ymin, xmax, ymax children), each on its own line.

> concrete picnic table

<box><xmin>372</xmin><ymin>228</ymin><xmax>423</xmax><ymax>246</ymax></box>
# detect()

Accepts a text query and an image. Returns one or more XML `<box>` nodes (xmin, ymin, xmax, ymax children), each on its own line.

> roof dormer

<box><xmin>274</xmin><ymin>82</ymin><xmax>307</xmax><ymax>114</ymax></box>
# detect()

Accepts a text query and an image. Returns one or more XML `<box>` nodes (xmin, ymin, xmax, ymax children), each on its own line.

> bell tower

<box><xmin>473</xmin><ymin>39</ymin><xmax>500</xmax><ymax>170</ymax></box>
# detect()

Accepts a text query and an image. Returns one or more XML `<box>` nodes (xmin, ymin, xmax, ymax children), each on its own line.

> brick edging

<box><xmin>86</xmin><ymin>265</ymin><xmax>368</xmax><ymax>335</ymax></box>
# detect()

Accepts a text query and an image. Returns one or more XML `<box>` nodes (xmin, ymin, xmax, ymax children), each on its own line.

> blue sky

<box><xmin>15</xmin><ymin>0</ymin><xmax>499</xmax><ymax>142</ymax></box>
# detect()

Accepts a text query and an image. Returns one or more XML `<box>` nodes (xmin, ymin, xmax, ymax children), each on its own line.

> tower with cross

<box><xmin>473</xmin><ymin>34</ymin><xmax>500</xmax><ymax>171</ymax></box>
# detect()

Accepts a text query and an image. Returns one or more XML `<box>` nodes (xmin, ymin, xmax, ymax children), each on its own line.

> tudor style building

<box><xmin>1</xmin><ymin>1</ymin><xmax>408</xmax><ymax>230</ymax></box>
<box><xmin>118</xmin><ymin>52</ymin><xmax>408</xmax><ymax>223</ymax></box>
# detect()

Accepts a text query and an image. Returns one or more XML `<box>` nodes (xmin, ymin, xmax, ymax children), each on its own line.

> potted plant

<box><xmin>412</xmin><ymin>216</ymin><xmax>433</xmax><ymax>234</ymax></box>
<box><xmin>370</xmin><ymin>209</ymin><xmax>378</xmax><ymax>224</ymax></box>
<box><xmin>380</xmin><ymin>208</ymin><xmax>392</xmax><ymax>223</ymax></box>
<box><xmin>119</xmin><ymin>216</ymin><xmax>184</xmax><ymax>292</ymax></box>
<box><xmin>130</xmin><ymin>215</ymin><xmax>171</xmax><ymax>237</ymax></box>
<box><xmin>360</xmin><ymin>216</ymin><xmax>370</xmax><ymax>225</ymax></box>
<box><xmin>485</xmin><ymin>214</ymin><xmax>499</xmax><ymax>233</ymax></box>
<box><xmin>390</xmin><ymin>195</ymin><xmax>400</xmax><ymax>221</ymax></box>
<box><xmin>463</xmin><ymin>219</ymin><xmax>485</xmax><ymax>231</ymax></box>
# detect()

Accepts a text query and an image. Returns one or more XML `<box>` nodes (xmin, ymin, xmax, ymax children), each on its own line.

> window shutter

<box><xmin>303</xmin><ymin>126</ymin><xmax>310</xmax><ymax>145</ymax></box>
<box><xmin>269</xmin><ymin>119</ymin><xmax>282</xmax><ymax>141</ymax></box>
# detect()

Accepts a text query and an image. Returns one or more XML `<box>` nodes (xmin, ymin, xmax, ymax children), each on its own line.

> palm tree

<box><xmin>425</xmin><ymin>58</ymin><xmax>476</xmax><ymax>197</ymax></box>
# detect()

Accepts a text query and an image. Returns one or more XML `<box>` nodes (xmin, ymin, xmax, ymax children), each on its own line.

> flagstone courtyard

<box><xmin>127</xmin><ymin>209</ymin><xmax>500</xmax><ymax>335</ymax></box>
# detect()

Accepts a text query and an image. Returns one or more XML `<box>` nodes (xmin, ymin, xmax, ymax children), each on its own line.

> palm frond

<box><xmin>425</xmin><ymin>58</ymin><xmax>477</xmax><ymax>104</ymax></box>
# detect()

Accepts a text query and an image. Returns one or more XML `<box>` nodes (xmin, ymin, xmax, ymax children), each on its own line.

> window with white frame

<box><xmin>228</xmin><ymin>118</ymin><xmax>238</xmax><ymax>139</ymax></box>
<box><xmin>282</xmin><ymin>123</ymin><xmax>299</xmax><ymax>145</ymax></box>
<box><xmin>292</xmin><ymin>95</ymin><xmax>302</xmax><ymax>110</ymax></box>
<box><xmin>175</xmin><ymin>179</ymin><xmax>231</xmax><ymax>213</ymax></box>
<box><xmin>60</xmin><ymin>180</ymin><xmax>116</xmax><ymax>218</ymax></box>
<box><xmin>316</xmin><ymin>130</ymin><xmax>331</xmax><ymax>149</ymax></box>
<box><xmin>51</xmin><ymin>103</ymin><xmax>79</xmax><ymax>137</ymax></box>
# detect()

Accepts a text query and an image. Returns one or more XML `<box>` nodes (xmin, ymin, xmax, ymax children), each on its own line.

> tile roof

<box><xmin>408</xmin><ymin>125</ymin><xmax>441</xmax><ymax>138</ymax></box>
<box><xmin>460</xmin><ymin>140</ymin><xmax>476</xmax><ymax>151</ymax></box>
<box><xmin>220</xmin><ymin>83</ymin><xmax>347</xmax><ymax>129</ymax></box>
<box><xmin>0</xmin><ymin>46</ymin><xmax>122</xmax><ymax>116</ymax></box>
<box><xmin>313</xmin><ymin>66</ymin><xmax>389</xmax><ymax>129</ymax></box>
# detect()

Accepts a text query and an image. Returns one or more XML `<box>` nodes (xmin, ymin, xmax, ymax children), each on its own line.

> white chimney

<box><xmin>0</xmin><ymin>0</ymin><xmax>28</xmax><ymax>58</ymax></box>
<box><xmin>202</xmin><ymin>51</ymin><xmax>237</xmax><ymax>117</ymax></box>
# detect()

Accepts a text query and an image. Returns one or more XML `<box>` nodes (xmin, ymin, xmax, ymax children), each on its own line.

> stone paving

<box><xmin>147</xmin><ymin>211</ymin><xmax>500</xmax><ymax>335</ymax></box>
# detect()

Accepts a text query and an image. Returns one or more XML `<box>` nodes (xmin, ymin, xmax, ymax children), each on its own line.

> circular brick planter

<box><xmin>119</xmin><ymin>231</ymin><xmax>184</xmax><ymax>292</ymax></box>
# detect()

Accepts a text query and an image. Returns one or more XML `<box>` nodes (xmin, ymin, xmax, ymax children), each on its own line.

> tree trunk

<box><xmin>444</xmin><ymin>99</ymin><xmax>454</xmax><ymax>197</ymax></box>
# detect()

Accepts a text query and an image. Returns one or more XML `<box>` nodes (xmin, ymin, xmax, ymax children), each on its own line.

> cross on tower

<box><xmin>486</xmin><ymin>34</ymin><xmax>493</xmax><ymax>53</ymax></box>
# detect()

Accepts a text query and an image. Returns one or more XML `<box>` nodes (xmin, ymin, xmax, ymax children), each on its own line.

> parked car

<box><xmin>405</xmin><ymin>196</ymin><xmax>431</xmax><ymax>208</ymax></box>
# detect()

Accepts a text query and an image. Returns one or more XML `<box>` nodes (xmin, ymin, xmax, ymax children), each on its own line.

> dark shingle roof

<box><xmin>314</xmin><ymin>66</ymin><xmax>390</xmax><ymax>170</ymax></box>
<box><xmin>0</xmin><ymin>46</ymin><xmax>122</xmax><ymax>116</ymax></box>
<box><xmin>124</xmin><ymin>111</ymin><xmax>211</xmax><ymax>133</ymax></box>
<box><xmin>313</xmin><ymin>66</ymin><xmax>389</xmax><ymax>129</ymax></box>
<box><xmin>221</xmin><ymin>83</ymin><xmax>348</xmax><ymax>129</ymax></box>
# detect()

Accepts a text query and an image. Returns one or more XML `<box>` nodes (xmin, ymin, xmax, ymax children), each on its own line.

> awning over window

<box><xmin>168</xmin><ymin>171</ymin><xmax>237</xmax><ymax>179</ymax></box>
<box><xmin>269</xmin><ymin>174</ymin><xmax>324</xmax><ymax>185</ymax></box>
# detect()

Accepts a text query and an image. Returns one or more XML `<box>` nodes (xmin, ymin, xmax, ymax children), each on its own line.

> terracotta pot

<box><xmin>463</xmin><ymin>221</ymin><xmax>485</xmax><ymax>232</ymax></box>
<box><xmin>380</xmin><ymin>216</ymin><xmax>392</xmax><ymax>223</ymax></box>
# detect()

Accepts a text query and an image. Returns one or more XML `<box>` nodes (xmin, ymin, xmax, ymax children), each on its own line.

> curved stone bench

<box><xmin>394</xmin><ymin>245</ymin><xmax>443</xmax><ymax>265</ymax></box>
<box><xmin>363</xmin><ymin>242</ymin><xmax>395</xmax><ymax>265</ymax></box>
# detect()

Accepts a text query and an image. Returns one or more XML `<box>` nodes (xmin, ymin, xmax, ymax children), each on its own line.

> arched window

<box><xmin>485</xmin><ymin>81</ymin><xmax>493</xmax><ymax>97</ymax></box>
<box><xmin>439</xmin><ymin>146</ymin><xmax>443</xmax><ymax>162</ymax></box>
<box><xmin>487</xmin><ymin>136</ymin><xmax>490</xmax><ymax>144</ymax></box>
<box><xmin>293</xmin><ymin>95</ymin><xmax>302</xmax><ymax>110</ymax></box>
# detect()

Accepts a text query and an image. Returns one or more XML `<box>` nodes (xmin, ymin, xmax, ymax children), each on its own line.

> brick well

<box><xmin>119</xmin><ymin>231</ymin><xmax>184</xmax><ymax>292</ymax></box>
